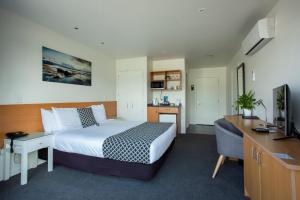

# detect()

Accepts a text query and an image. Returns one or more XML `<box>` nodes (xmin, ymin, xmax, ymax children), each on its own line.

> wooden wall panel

<box><xmin>0</xmin><ymin>101</ymin><xmax>117</xmax><ymax>149</ymax></box>
<box><xmin>294</xmin><ymin>171</ymin><xmax>300</xmax><ymax>200</ymax></box>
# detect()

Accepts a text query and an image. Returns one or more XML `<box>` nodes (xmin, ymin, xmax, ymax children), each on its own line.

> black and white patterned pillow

<box><xmin>77</xmin><ymin>108</ymin><xmax>99</xmax><ymax>128</ymax></box>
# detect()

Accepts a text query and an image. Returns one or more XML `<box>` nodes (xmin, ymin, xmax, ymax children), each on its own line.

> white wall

<box><xmin>116</xmin><ymin>57</ymin><xmax>148</xmax><ymax>121</ymax></box>
<box><xmin>228</xmin><ymin>0</ymin><xmax>300</xmax><ymax>129</ymax></box>
<box><xmin>150</xmin><ymin>58</ymin><xmax>187</xmax><ymax>133</ymax></box>
<box><xmin>0</xmin><ymin>8</ymin><xmax>116</xmax><ymax>104</ymax></box>
<box><xmin>188</xmin><ymin>67</ymin><xmax>227</xmax><ymax>125</ymax></box>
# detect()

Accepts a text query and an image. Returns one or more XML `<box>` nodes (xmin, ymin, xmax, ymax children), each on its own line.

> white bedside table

<box><xmin>4</xmin><ymin>132</ymin><xmax>54</xmax><ymax>185</ymax></box>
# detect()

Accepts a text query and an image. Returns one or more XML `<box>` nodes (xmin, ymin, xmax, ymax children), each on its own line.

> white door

<box><xmin>195</xmin><ymin>77</ymin><xmax>219</xmax><ymax>125</ymax></box>
<box><xmin>117</xmin><ymin>70</ymin><xmax>145</xmax><ymax>121</ymax></box>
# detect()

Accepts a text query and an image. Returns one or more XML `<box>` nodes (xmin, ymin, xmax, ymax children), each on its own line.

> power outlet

<box><xmin>16</xmin><ymin>95</ymin><xmax>24</xmax><ymax>103</ymax></box>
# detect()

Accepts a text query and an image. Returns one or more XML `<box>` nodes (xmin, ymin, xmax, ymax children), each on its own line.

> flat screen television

<box><xmin>273</xmin><ymin>84</ymin><xmax>292</xmax><ymax>136</ymax></box>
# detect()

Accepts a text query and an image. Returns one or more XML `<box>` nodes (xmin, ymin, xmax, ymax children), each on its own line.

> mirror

<box><xmin>237</xmin><ymin>63</ymin><xmax>245</xmax><ymax>98</ymax></box>
<box><xmin>237</xmin><ymin>63</ymin><xmax>245</xmax><ymax>114</ymax></box>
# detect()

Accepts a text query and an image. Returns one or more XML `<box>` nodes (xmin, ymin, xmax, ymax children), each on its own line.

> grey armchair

<box><xmin>212</xmin><ymin>118</ymin><xmax>243</xmax><ymax>178</ymax></box>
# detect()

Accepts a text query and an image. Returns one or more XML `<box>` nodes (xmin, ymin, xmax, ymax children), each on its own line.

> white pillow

<box><xmin>52</xmin><ymin>107</ymin><xmax>82</xmax><ymax>131</ymax></box>
<box><xmin>41</xmin><ymin>109</ymin><xmax>59</xmax><ymax>132</ymax></box>
<box><xmin>91</xmin><ymin>104</ymin><xmax>107</xmax><ymax>123</ymax></box>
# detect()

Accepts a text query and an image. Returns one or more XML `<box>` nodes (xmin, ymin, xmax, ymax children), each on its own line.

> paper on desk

<box><xmin>273</xmin><ymin>153</ymin><xmax>294</xmax><ymax>160</ymax></box>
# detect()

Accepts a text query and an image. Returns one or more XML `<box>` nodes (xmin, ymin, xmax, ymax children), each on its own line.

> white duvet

<box><xmin>53</xmin><ymin>119</ymin><xmax>176</xmax><ymax>164</ymax></box>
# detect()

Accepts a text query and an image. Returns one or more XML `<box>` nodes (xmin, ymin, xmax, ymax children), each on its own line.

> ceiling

<box><xmin>0</xmin><ymin>0</ymin><xmax>278</xmax><ymax>67</ymax></box>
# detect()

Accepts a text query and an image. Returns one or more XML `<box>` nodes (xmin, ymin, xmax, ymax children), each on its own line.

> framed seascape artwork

<box><xmin>42</xmin><ymin>47</ymin><xmax>92</xmax><ymax>86</ymax></box>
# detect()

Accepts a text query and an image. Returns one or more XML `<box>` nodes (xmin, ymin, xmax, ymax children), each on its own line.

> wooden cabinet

<box><xmin>244</xmin><ymin>137</ymin><xmax>261</xmax><ymax>200</ymax></box>
<box><xmin>273</xmin><ymin>162</ymin><xmax>292</xmax><ymax>200</ymax></box>
<box><xmin>244</xmin><ymin>135</ymin><xmax>293</xmax><ymax>200</ymax></box>
<box><xmin>226</xmin><ymin>116</ymin><xmax>300</xmax><ymax>200</ymax></box>
<box><xmin>150</xmin><ymin>70</ymin><xmax>182</xmax><ymax>91</ymax></box>
<box><xmin>260</xmin><ymin>148</ymin><xmax>276</xmax><ymax>200</ymax></box>
<box><xmin>243</xmin><ymin>136</ymin><xmax>253</xmax><ymax>197</ymax></box>
<box><xmin>147</xmin><ymin>107</ymin><xmax>159</xmax><ymax>123</ymax></box>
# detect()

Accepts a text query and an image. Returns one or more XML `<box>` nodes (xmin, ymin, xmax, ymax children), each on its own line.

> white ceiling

<box><xmin>0</xmin><ymin>0</ymin><xmax>278</xmax><ymax>67</ymax></box>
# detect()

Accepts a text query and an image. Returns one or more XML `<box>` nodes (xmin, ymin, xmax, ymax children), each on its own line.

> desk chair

<box><xmin>212</xmin><ymin>118</ymin><xmax>243</xmax><ymax>178</ymax></box>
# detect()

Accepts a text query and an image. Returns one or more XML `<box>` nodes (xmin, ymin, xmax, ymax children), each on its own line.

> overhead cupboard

<box><xmin>150</xmin><ymin>70</ymin><xmax>182</xmax><ymax>91</ymax></box>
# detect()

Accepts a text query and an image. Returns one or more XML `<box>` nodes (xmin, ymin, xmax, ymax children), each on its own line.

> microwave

<box><xmin>151</xmin><ymin>80</ymin><xmax>165</xmax><ymax>89</ymax></box>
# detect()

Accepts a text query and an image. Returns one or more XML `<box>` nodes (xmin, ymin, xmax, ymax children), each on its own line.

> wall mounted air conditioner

<box><xmin>242</xmin><ymin>18</ymin><xmax>275</xmax><ymax>56</ymax></box>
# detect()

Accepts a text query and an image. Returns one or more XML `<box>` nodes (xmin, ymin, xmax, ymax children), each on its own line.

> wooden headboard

<box><xmin>0</xmin><ymin>101</ymin><xmax>117</xmax><ymax>149</ymax></box>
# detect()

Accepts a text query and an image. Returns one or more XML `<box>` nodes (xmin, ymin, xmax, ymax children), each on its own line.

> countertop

<box><xmin>225</xmin><ymin>115</ymin><xmax>300</xmax><ymax>170</ymax></box>
<box><xmin>147</xmin><ymin>103</ymin><xmax>181</xmax><ymax>108</ymax></box>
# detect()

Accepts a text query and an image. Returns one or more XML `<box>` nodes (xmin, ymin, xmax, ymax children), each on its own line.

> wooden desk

<box><xmin>225</xmin><ymin>115</ymin><xmax>300</xmax><ymax>200</ymax></box>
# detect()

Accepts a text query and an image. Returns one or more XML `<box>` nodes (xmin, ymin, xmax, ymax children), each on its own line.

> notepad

<box><xmin>273</xmin><ymin>153</ymin><xmax>294</xmax><ymax>160</ymax></box>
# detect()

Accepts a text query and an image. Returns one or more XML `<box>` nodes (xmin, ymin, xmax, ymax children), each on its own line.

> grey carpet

<box><xmin>187</xmin><ymin>125</ymin><xmax>215</xmax><ymax>135</ymax></box>
<box><xmin>0</xmin><ymin>134</ymin><xmax>246</xmax><ymax>200</ymax></box>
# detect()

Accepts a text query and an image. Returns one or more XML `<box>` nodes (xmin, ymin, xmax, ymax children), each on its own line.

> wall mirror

<box><xmin>237</xmin><ymin>63</ymin><xmax>245</xmax><ymax>98</ymax></box>
<box><xmin>236</xmin><ymin>63</ymin><xmax>245</xmax><ymax>114</ymax></box>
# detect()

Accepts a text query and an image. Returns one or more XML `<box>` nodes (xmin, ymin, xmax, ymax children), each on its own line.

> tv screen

<box><xmin>273</xmin><ymin>84</ymin><xmax>292</xmax><ymax>136</ymax></box>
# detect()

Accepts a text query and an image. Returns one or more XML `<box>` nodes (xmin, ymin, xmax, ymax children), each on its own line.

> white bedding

<box><xmin>53</xmin><ymin>119</ymin><xmax>176</xmax><ymax>164</ymax></box>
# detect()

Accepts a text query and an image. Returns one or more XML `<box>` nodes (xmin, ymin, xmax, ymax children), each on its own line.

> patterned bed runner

<box><xmin>103</xmin><ymin>122</ymin><xmax>173</xmax><ymax>164</ymax></box>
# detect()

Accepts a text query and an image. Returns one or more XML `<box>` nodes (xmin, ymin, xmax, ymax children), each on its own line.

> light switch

<box><xmin>252</xmin><ymin>71</ymin><xmax>256</xmax><ymax>81</ymax></box>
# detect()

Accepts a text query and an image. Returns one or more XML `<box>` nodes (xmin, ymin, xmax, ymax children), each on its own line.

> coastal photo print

<box><xmin>42</xmin><ymin>47</ymin><xmax>92</xmax><ymax>86</ymax></box>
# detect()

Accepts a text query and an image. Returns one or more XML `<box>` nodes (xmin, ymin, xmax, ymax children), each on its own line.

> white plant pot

<box><xmin>243</xmin><ymin>109</ymin><xmax>252</xmax><ymax>117</ymax></box>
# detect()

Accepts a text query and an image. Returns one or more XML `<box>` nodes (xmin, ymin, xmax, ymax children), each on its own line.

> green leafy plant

<box><xmin>235</xmin><ymin>90</ymin><xmax>257</xmax><ymax>111</ymax></box>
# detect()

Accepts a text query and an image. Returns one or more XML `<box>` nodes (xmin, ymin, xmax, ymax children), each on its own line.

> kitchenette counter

<box><xmin>147</xmin><ymin>103</ymin><xmax>181</xmax><ymax>108</ymax></box>
<box><xmin>147</xmin><ymin>104</ymin><xmax>181</xmax><ymax>136</ymax></box>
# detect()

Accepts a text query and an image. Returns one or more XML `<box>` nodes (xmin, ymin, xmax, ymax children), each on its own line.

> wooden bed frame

<box><xmin>0</xmin><ymin>101</ymin><xmax>117</xmax><ymax>149</ymax></box>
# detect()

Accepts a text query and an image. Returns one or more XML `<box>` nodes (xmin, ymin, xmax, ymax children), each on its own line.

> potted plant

<box><xmin>235</xmin><ymin>90</ymin><xmax>257</xmax><ymax>116</ymax></box>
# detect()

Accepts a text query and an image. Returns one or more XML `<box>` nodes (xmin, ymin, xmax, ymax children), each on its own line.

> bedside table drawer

<box><xmin>25</xmin><ymin>136</ymin><xmax>52</xmax><ymax>153</ymax></box>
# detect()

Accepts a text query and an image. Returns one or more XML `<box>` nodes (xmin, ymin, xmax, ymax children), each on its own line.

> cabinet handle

<box><xmin>259</xmin><ymin>152</ymin><xmax>262</xmax><ymax>165</ymax></box>
<box><xmin>256</xmin><ymin>152</ymin><xmax>262</xmax><ymax>165</ymax></box>
<box><xmin>251</xmin><ymin>146</ymin><xmax>256</xmax><ymax>160</ymax></box>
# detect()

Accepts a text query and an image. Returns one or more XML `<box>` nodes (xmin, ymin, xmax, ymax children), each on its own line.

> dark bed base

<box><xmin>39</xmin><ymin>140</ymin><xmax>174</xmax><ymax>180</ymax></box>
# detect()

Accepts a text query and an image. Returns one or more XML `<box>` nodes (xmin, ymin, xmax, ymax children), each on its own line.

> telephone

<box><xmin>6</xmin><ymin>131</ymin><xmax>28</xmax><ymax>153</ymax></box>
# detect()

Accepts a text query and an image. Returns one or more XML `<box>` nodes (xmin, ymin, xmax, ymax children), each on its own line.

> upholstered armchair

<box><xmin>212</xmin><ymin>118</ymin><xmax>243</xmax><ymax>178</ymax></box>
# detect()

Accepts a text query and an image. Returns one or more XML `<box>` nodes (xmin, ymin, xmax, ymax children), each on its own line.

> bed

<box><xmin>40</xmin><ymin>119</ymin><xmax>176</xmax><ymax>180</ymax></box>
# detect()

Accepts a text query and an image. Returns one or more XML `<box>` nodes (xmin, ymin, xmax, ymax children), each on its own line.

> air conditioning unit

<box><xmin>242</xmin><ymin>18</ymin><xmax>275</xmax><ymax>55</ymax></box>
